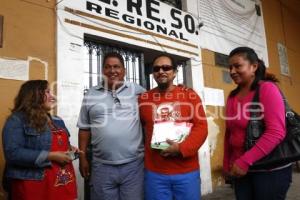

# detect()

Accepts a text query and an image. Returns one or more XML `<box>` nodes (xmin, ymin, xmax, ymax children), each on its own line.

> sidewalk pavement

<box><xmin>202</xmin><ymin>167</ymin><xmax>300</xmax><ymax>200</ymax></box>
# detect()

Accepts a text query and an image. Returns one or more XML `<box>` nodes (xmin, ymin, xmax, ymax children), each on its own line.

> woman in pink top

<box><xmin>223</xmin><ymin>47</ymin><xmax>292</xmax><ymax>200</ymax></box>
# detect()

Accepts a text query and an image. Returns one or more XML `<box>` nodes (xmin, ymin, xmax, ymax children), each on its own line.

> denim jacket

<box><xmin>2</xmin><ymin>112</ymin><xmax>70</xmax><ymax>180</ymax></box>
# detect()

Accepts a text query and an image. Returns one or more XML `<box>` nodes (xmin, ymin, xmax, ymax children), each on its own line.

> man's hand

<box><xmin>78</xmin><ymin>129</ymin><xmax>91</xmax><ymax>179</ymax></box>
<box><xmin>79</xmin><ymin>155</ymin><xmax>90</xmax><ymax>179</ymax></box>
<box><xmin>160</xmin><ymin>139</ymin><xmax>181</xmax><ymax>157</ymax></box>
<box><xmin>230</xmin><ymin>163</ymin><xmax>247</xmax><ymax>178</ymax></box>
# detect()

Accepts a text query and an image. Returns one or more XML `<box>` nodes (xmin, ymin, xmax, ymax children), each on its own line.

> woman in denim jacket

<box><xmin>2</xmin><ymin>80</ymin><xmax>78</xmax><ymax>200</ymax></box>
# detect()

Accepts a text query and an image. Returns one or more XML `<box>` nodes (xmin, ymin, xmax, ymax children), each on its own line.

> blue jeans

<box><xmin>90</xmin><ymin>157</ymin><xmax>144</xmax><ymax>200</ymax></box>
<box><xmin>145</xmin><ymin>169</ymin><xmax>201</xmax><ymax>200</ymax></box>
<box><xmin>234</xmin><ymin>165</ymin><xmax>292</xmax><ymax>200</ymax></box>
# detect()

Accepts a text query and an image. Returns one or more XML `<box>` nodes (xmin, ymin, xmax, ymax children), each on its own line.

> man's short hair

<box><xmin>103</xmin><ymin>52</ymin><xmax>125</xmax><ymax>67</ymax></box>
<box><xmin>152</xmin><ymin>54</ymin><xmax>177</xmax><ymax>71</ymax></box>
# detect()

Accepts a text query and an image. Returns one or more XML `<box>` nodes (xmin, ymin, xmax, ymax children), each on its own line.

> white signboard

<box><xmin>204</xmin><ymin>87</ymin><xmax>225</xmax><ymax>107</ymax></box>
<box><xmin>57</xmin><ymin>0</ymin><xmax>201</xmax><ymax>57</ymax></box>
<box><xmin>83</xmin><ymin>0</ymin><xmax>199</xmax><ymax>42</ymax></box>
<box><xmin>0</xmin><ymin>58</ymin><xmax>29</xmax><ymax>81</ymax></box>
<box><xmin>277</xmin><ymin>43</ymin><xmax>290</xmax><ymax>76</ymax></box>
<box><xmin>197</xmin><ymin>0</ymin><xmax>269</xmax><ymax>66</ymax></box>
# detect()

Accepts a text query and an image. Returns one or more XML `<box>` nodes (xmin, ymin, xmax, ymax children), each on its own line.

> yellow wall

<box><xmin>0</xmin><ymin>0</ymin><xmax>56</xmax><ymax>198</ymax></box>
<box><xmin>205</xmin><ymin>0</ymin><xmax>300</xmax><ymax>188</ymax></box>
<box><xmin>262</xmin><ymin>0</ymin><xmax>300</xmax><ymax>112</ymax></box>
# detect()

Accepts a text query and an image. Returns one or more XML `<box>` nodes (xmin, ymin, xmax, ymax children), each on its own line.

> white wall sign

<box><xmin>57</xmin><ymin>0</ymin><xmax>201</xmax><ymax>58</ymax></box>
<box><xmin>204</xmin><ymin>87</ymin><xmax>225</xmax><ymax>107</ymax></box>
<box><xmin>196</xmin><ymin>0</ymin><xmax>269</xmax><ymax>66</ymax></box>
<box><xmin>277</xmin><ymin>43</ymin><xmax>290</xmax><ymax>76</ymax></box>
<box><xmin>80</xmin><ymin>0</ymin><xmax>199</xmax><ymax>42</ymax></box>
<box><xmin>57</xmin><ymin>0</ymin><xmax>202</xmax><ymax>45</ymax></box>
<box><xmin>0</xmin><ymin>58</ymin><xmax>29</xmax><ymax>81</ymax></box>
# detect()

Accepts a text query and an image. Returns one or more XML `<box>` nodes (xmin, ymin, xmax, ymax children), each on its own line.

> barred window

<box><xmin>160</xmin><ymin>0</ymin><xmax>182</xmax><ymax>9</ymax></box>
<box><xmin>83</xmin><ymin>39</ymin><xmax>186</xmax><ymax>92</ymax></box>
<box><xmin>83</xmin><ymin>41</ymin><xmax>143</xmax><ymax>92</ymax></box>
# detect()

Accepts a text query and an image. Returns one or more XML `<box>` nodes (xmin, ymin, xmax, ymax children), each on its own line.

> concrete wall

<box><xmin>205</xmin><ymin>0</ymin><xmax>300</xmax><ymax>188</ymax></box>
<box><xmin>0</xmin><ymin>0</ymin><xmax>56</xmax><ymax>198</ymax></box>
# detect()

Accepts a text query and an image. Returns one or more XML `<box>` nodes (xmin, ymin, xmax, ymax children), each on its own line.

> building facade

<box><xmin>0</xmin><ymin>0</ymin><xmax>299</xmax><ymax>199</ymax></box>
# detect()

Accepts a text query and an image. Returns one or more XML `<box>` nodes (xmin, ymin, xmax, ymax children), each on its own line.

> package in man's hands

<box><xmin>151</xmin><ymin>121</ymin><xmax>193</xmax><ymax>150</ymax></box>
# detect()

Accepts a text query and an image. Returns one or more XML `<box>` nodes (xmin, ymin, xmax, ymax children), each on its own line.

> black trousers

<box><xmin>234</xmin><ymin>165</ymin><xmax>292</xmax><ymax>200</ymax></box>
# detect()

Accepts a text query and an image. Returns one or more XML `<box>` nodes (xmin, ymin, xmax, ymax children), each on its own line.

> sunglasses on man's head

<box><xmin>152</xmin><ymin>65</ymin><xmax>174</xmax><ymax>73</ymax></box>
<box><xmin>112</xmin><ymin>92</ymin><xmax>121</xmax><ymax>106</ymax></box>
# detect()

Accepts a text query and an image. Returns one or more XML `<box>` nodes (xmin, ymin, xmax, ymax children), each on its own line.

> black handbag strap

<box><xmin>252</xmin><ymin>85</ymin><xmax>260</xmax><ymax>103</ymax></box>
<box><xmin>249</xmin><ymin>85</ymin><xmax>261</xmax><ymax>119</ymax></box>
<box><xmin>252</xmin><ymin>83</ymin><xmax>296</xmax><ymax>123</ymax></box>
<box><xmin>245</xmin><ymin>85</ymin><xmax>264</xmax><ymax>149</ymax></box>
<box><xmin>279</xmin><ymin>90</ymin><xmax>294</xmax><ymax>118</ymax></box>
<box><xmin>252</xmin><ymin>83</ymin><xmax>292</xmax><ymax>114</ymax></box>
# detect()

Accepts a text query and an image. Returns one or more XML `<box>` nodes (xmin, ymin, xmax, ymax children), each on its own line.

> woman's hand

<box><xmin>70</xmin><ymin>145</ymin><xmax>79</xmax><ymax>152</ymax></box>
<box><xmin>69</xmin><ymin>145</ymin><xmax>84</xmax><ymax>155</ymax></box>
<box><xmin>223</xmin><ymin>170</ymin><xmax>234</xmax><ymax>184</ymax></box>
<box><xmin>230</xmin><ymin>163</ymin><xmax>247</xmax><ymax>177</ymax></box>
<box><xmin>48</xmin><ymin>151</ymin><xmax>72</xmax><ymax>166</ymax></box>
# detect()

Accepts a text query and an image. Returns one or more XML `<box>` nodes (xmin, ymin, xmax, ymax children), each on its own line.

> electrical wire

<box><xmin>55</xmin><ymin>0</ymin><xmax>65</xmax><ymax>7</ymax></box>
<box><xmin>19</xmin><ymin>0</ymin><xmax>53</xmax><ymax>10</ymax></box>
<box><xmin>57</xmin><ymin>14</ymin><xmax>84</xmax><ymax>41</ymax></box>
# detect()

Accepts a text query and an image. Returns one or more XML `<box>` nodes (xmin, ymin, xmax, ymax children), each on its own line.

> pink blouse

<box><xmin>223</xmin><ymin>81</ymin><xmax>286</xmax><ymax>172</ymax></box>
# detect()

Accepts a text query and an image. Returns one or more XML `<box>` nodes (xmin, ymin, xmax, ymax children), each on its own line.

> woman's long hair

<box><xmin>229</xmin><ymin>47</ymin><xmax>278</xmax><ymax>97</ymax></box>
<box><xmin>12</xmin><ymin>80</ymin><xmax>49</xmax><ymax>132</ymax></box>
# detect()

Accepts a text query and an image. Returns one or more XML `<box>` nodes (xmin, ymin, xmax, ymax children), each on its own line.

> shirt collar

<box><xmin>95</xmin><ymin>81</ymin><xmax>129</xmax><ymax>92</ymax></box>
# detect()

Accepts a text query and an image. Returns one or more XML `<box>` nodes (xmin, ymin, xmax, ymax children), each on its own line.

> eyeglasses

<box><xmin>112</xmin><ymin>92</ymin><xmax>121</xmax><ymax>106</ymax></box>
<box><xmin>152</xmin><ymin>65</ymin><xmax>174</xmax><ymax>73</ymax></box>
